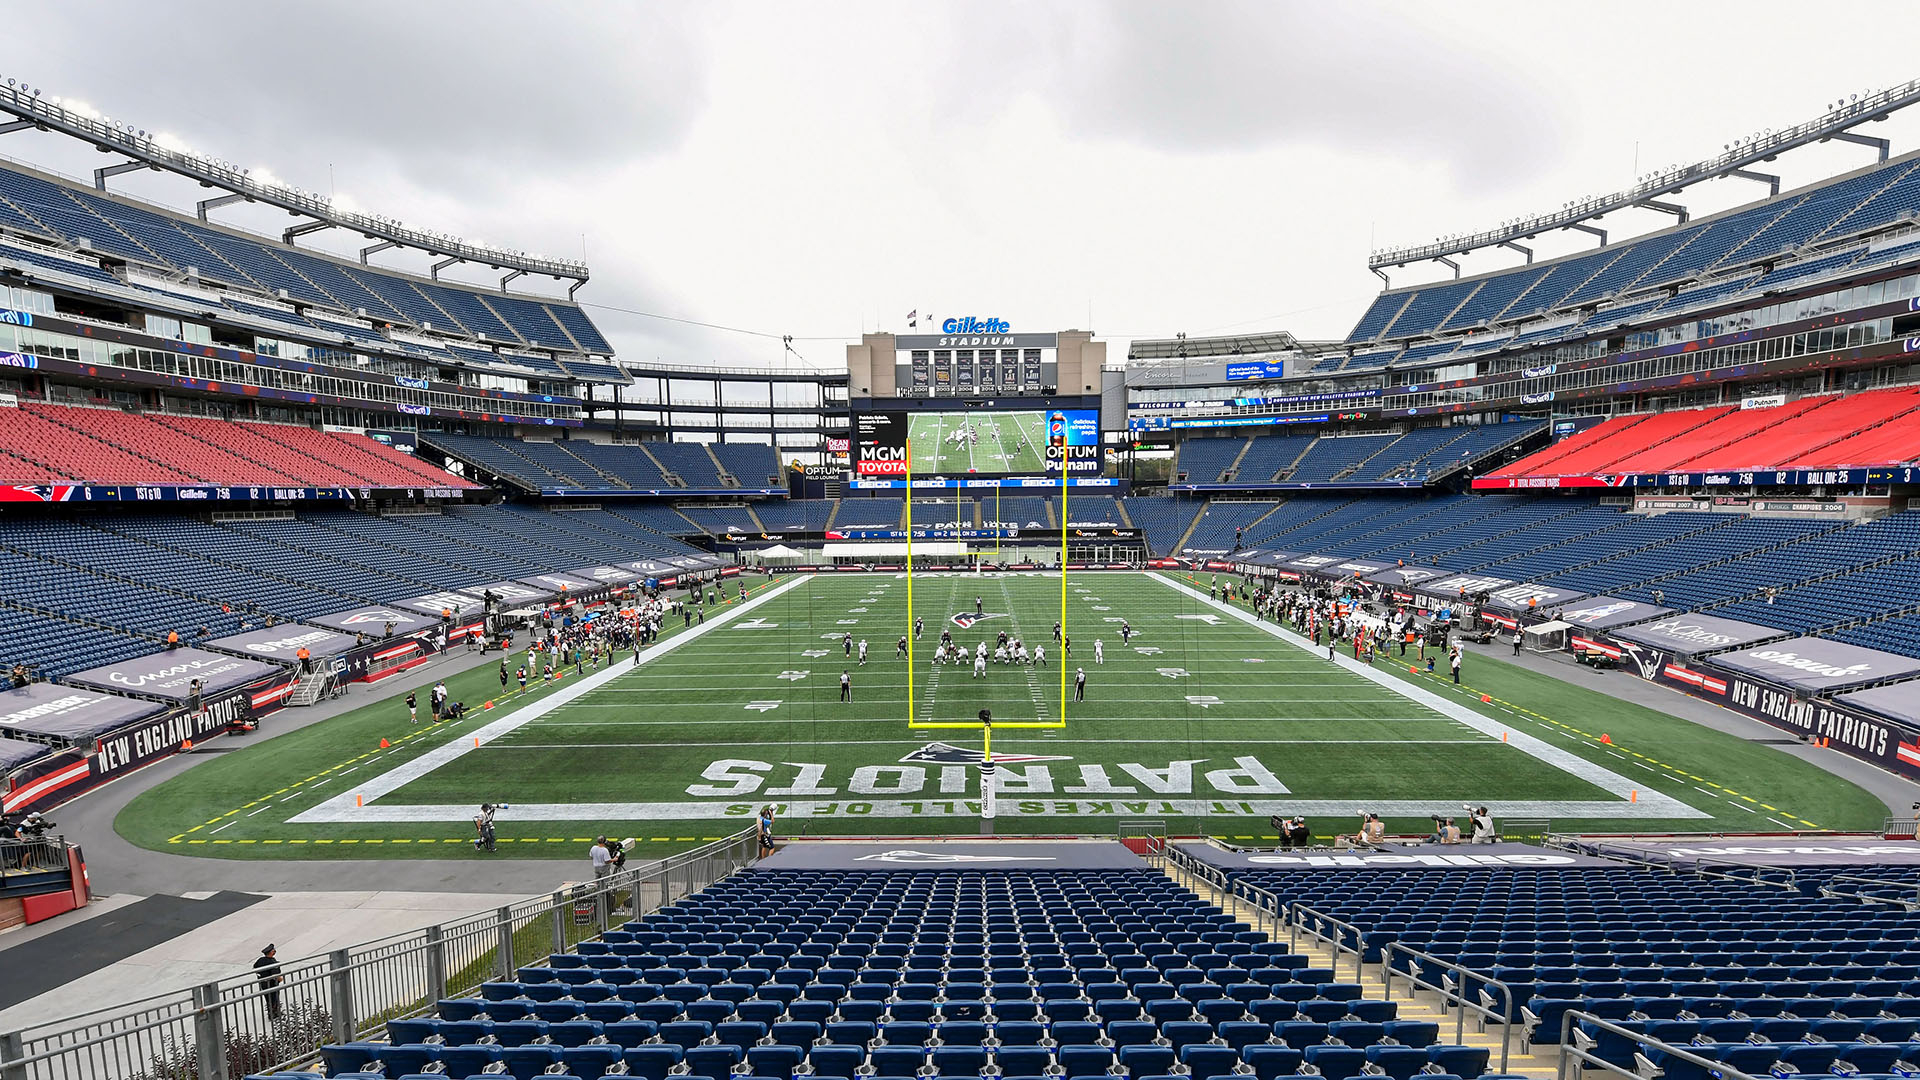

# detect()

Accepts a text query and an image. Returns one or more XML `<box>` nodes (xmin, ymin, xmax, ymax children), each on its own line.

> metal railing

<box><xmin>0</xmin><ymin>828</ymin><xmax>759</xmax><ymax>1080</ymax></box>
<box><xmin>1286</xmin><ymin>903</ymin><xmax>1367</xmax><ymax>986</ymax></box>
<box><xmin>1381</xmin><ymin>942</ymin><xmax>1514</xmax><ymax>1075</ymax></box>
<box><xmin>1820</xmin><ymin>872</ymin><xmax>1920</xmax><ymax>909</ymax></box>
<box><xmin>0</xmin><ymin>835</ymin><xmax>70</xmax><ymax>885</ymax></box>
<box><xmin>1556</xmin><ymin>1009</ymin><xmax>1763</xmax><ymax>1080</ymax></box>
<box><xmin>1885</xmin><ymin>816</ymin><xmax>1919</xmax><ymax>840</ymax></box>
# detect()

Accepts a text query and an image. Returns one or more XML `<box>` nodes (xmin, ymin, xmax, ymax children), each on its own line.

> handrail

<box><xmin>1556</xmin><ymin>1008</ymin><xmax>1765</xmax><ymax>1080</ymax></box>
<box><xmin>0</xmin><ymin>835</ymin><xmax>70</xmax><ymax>883</ymax></box>
<box><xmin>1232</xmin><ymin>880</ymin><xmax>1286</xmax><ymax>942</ymax></box>
<box><xmin>1287</xmin><ymin>902</ymin><xmax>1367</xmax><ymax>986</ymax></box>
<box><xmin>1690</xmin><ymin>855</ymin><xmax>1797</xmax><ymax>891</ymax></box>
<box><xmin>1</xmin><ymin>827</ymin><xmax>760</xmax><ymax>1080</ymax></box>
<box><xmin>1381</xmin><ymin>941</ymin><xmax>1513</xmax><ymax>1075</ymax></box>
<box><xmin>1164</xmin><ymin>842</ymin><xmax>1230</xmax><ymax>910</ymax></box>
<box><xmin>1820</xmin><ymin>873</ymin><xmax>1920</xmax><ymax>909</ymax></box>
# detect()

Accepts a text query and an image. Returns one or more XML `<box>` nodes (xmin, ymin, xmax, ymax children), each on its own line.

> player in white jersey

<box><xmin>1094</xmin><ymin>638</ymin><xmax>1104</xmax><ymax>664</ymax></box>
<box><xmin>1033</xmin><ymin>644</ymin><xmax>1046</xmax><ymax>667</ymax></box>
<box><xmin>857</xmin><ymin>639</ymin><xmax>868</xmax><ymax>665</ymax></box>
<box><xmin>973</xmin><ymin>652</ymin><xmax>987</xmax><ymax>678</ymax></box>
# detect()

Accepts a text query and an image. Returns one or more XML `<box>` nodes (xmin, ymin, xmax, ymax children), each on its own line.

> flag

<box><xmin>907</xmin><ymin>309</ymin><xmax>916</xmax><ymax>327</ymax></box>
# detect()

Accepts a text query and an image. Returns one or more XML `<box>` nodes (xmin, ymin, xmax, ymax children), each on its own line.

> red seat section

<box><xmin>0</xmin><ymin>404</ymin><xmax>197</xmax><ymax>483</ymax></box>
<box><xmin>312</xmin><ymin>430</ymin><xmax>480</xmax><ymax>488</ymax></box>
<box><xmin>153</xmin><ymin>414</ymin><xmax>370</xmax><ymax>487</ymax></box>
<box><xmin>27</xmin><ymin>403</ymin><xmax>307</xmax><ymax>485</ymax></box>
<box><xmin>0</xmin><ymin>402</ymin><xmax>480</xmax><ymax>488</ymax></box>
<box><xmin>1782</xmin><ymin>396</ymin><xmax>1920</xmax><ymax>468</ymax></box>
<box><xmin>1567</xmin><ymin>407</ymin><xmax>1733</xmax><ymax>474</ymax></box>
<box><xmin>1612</xmin><ymin>399</ymin><xmax>1831</xmax><ymax>474</ymax></box>
<box><xmin>1489</xmin><ymin>414</ymin><xmax>1653</xmax><ymax>477</ymax></box>
<box><xmin>1694</xmin><ymin>387</ymin><xmax>1920</xmax><ymax>472</ymax></box>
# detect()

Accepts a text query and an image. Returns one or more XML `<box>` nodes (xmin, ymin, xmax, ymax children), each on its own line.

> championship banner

<box><xmin>1363</xmin><ymin>565</ymin><xmax>1449</xmax><ymax>588</ymax></box>
<box><xmin>570</xmin><ymin>565</ymin><xmax>640</xmax><ymax>585</ymax></box>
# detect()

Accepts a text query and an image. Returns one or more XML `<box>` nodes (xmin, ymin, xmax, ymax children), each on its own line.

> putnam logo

<box><xmin>900</xmin><ymin>742</ymin><xmax>1072</xmax><ymax>766</ymax></box>
<box><xmin>950</xmin><ymin>612</ymin><xmax>1006</xmax><ymax>629</ymax></box>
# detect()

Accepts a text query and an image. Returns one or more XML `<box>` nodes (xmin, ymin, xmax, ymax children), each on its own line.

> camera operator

<box><xmin>1430</xmin><ymin>815</ymin><xmax>1461</xmax><ymax>845</ymax></box>
<box><xmin>473</xmin><ymin>803</ymin><xmax>502</xmax><ymax>852</ymax></box>
<box><xmin>1466</xmin><ymin>805</ymin><xmax>1496</xmax><ymax>844</ymax></box>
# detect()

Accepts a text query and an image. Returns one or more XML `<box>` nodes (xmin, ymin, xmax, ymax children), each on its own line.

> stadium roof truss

<box><xmin>0</xmin><ymin>79</ymin><xmax>590</xmax><ymax>296</ymax></box>
<box><xmin>1369</xmin><ymin>79</ymin><xmax>1920</xmax><ymax>282</ymax></box>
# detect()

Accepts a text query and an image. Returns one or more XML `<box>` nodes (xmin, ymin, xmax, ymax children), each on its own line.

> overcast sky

<box><xmin>13</xmin><ymin>2</ymin><xmax>1920</xmax><ymax>369</ymax></box>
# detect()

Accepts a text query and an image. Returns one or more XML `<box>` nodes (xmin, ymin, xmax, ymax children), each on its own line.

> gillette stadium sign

<box><xmin>941</xmin><ymin>316</ymin><xmax>1010</xmax><ymax>335</ymax></box>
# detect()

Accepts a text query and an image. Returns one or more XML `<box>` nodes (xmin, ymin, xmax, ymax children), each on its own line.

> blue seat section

<box><xmin>677</xmin><ymin>506</ymin><xmax>760</xmax><ymax>534</ymax></box>
<box><xmin>1060</xmin><ymin>495</ymin><xmax>1126</xmax><ymax>528</ymax></box>
<box><xmin>0</xmin><ymin>162</ymin><xmax>617</xmax><ymax>365</ymax></box>
<box><xmin>833</xmin><ymin>498</ymin><xmax>906</xmax><ymax>529</ymax></box>
<box><xmin>0</xmin><ymin>505</ymin><xmax>707</xmax><ymax>675</ymax></box>
<box><xmin>647</xmin><ymin>443</ymin><xmax>726</xmax><ymax>488</ymax></box>
<box><xmin>1119</xmin><ymin>496</ymin><xmax>1203</xmax><ymax>556</ymax></box>
<box><xmin>983</xmin><ymin>496</ymin><xmax>1049</xmax><ymax>528</ymax></box>
<box><xmin>1182</xmin><ymin>502</ymin><xmax>1277</xmax><ymax>553</ymax></box>
<box><xmin>1345</xmin><ymin>155</ymin><xmax>1920</xmax><ymax>345</ymax></box>
<box><xmin>1214</xmin><ymin>865</ymin><xmax>1920</xmax><ymax>1053</ymax></box>
<box><xmin>424</xmin><ymin>435</ymin><xmax>680</xmax><ymax>490</ymax></box>
<box><xmin>1233</xmin><ymin>434</ymin><xmax>1318</xmax><ymax>482</ymax></box>
<box><xmin>1283</xmin><ymin>435</ymin><xmax>1401</xmax><ymax>483</ymax></box>
<box><xmin>325</xmin><ymin>867</ymin><xmax>1500</xmax><ymax>1080</ymax></box>
<box><xmin>908</xmin><ymin>499</ymin><xmax>970</xmax><ymax>527</ymax></box>
<box><xmin>1173</xmin><ymin>437</ymin><xmax>1245</xmax><ymax>482</ymax></box>
<box><xmin>711</xmin><ymin>444</ymin><xmax>781</xmax><ymax>487</ymax></box>
<box><xmin>750</xmin><ymin>500</ymin><xmax>836</xmax><ymax>532</ymax></box>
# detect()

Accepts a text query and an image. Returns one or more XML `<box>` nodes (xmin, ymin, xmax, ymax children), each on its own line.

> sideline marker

<box><xmin>1599</xmin><ymin>733</ymin><xmax>1612</xmax><ymax>744</ymax></box>
<box><xmin>1630</xmin><ymin>790</ymin><xmax>1638</xmax><ymax>803</ymax></box>
<box><xmin>1502</xmin><ymin>731</ymin><xmax>1508</xmax><ymax>742</ymax></box>
<box><xmin>378</xmin><ymin>738</ymin><xmax>390</xmax><ymax>749</ymax></box>
<box><xmin>355</xmin><ymin>794</ymin><xmax>363</xmax><ymax>807</ymax></box>
<box><xmin>182</xmin><ymin>738</ymin><xmax>194</xmax><ymax>750</ymax></box>
<box><xmin>1480</xmin><ymin>694</ymin><xmax>1491</xmax><ymax>703</ymax></box>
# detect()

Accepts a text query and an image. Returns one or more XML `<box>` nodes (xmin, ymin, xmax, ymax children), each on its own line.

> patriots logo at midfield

<box><xmin>900</xmin><ymin>742</ymin><xmax>1072</xmax><ymax>765</ymax></box>
<box><xmin>950</xmin><ymin>611</ymin><xmax>1006</xmax><ymax>629</ymax></box>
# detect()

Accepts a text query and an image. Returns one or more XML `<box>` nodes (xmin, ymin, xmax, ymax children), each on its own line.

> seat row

<box><xmin>316</xmin><ymin>1036</ymin><xmax>1492</xmax><ymax>1080</ymax></box>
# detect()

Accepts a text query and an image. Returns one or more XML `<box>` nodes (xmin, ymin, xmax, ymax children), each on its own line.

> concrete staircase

<box><xmin>1159</xmin><ymin>859</ymin><xmax>1558</xmax><ymax>1080</ymax></box>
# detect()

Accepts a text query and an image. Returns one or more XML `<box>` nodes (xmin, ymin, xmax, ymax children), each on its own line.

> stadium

<box><xmin>2</xmin><ymin>11</ymin><xmax>1920</xmax><ymax>1080</ymax></box>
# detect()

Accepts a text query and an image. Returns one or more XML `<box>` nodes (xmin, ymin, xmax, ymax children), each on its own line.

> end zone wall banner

<box><xmin>65</xmin><ymin>648</ymin><xmax>284</xmax><ymax>703</ymax></box>
<box><xmin>1481</xmin><ymin>583</ymin><xmax>1590</xmax><ymax>613</ymax></box>
<box><xmin>1612</xmin><ymin>613</ymin><xmax>1782</xmax><ymax>658</ymax></box>
<box><xmin>308</xmin><ymin>604</ymin><xmax>443</xmax><ymax>636</ymax></box>
<box><xmin>0</xmin><ymin>682</ymin><xmax>164</xmax><ymax>743</ymax></box>
<box><xmin>1553</xmin><ymin>596</ymin><xmax>1675</xmax><ymax>631</ymax></box>
<box><xmin>203</xmin><ymin>624</ymin><xmax>360</xmax><ymax>661</ymax></box>
<box><xmin>1599</xmin><ymin>633</ymin><xmax>1920</xmax><ymax>780</ymax></box>
<box><xmin>1710</xmin><ymin>636</ymin><xmax>1920</xmax><ymax>693</ymax></box>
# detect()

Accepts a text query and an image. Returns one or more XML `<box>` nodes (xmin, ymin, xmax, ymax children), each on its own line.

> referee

<box><xmin>840</xmin><ymin>670</ymin><xmax>852</xmax><ymax>703</ymax></box>
<box><xmin>1074</xmin><ymin>667</ymin><xmax>1087</xmax><ymax>702</ymax></box>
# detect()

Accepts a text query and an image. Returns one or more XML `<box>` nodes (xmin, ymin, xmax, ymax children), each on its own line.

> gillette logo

<box><xmin>941</xmin><ymin>316</ymin><xmax>1011</xmax><ymax>334</ymax></box>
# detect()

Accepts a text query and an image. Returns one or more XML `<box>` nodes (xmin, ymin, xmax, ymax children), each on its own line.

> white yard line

<box><xmin>1149</xmin><ymin>573</ymin><xmax>1705</xmax><ymax>820</ymax></box>
<box><xmin>291</xmin><ymin>573</ymin><xmax>815</xmax><ymax>825</ymax></box>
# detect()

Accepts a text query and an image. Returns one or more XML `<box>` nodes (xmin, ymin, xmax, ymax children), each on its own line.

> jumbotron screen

<box><xmin>854</xmin><ymin>408</ymin><xmax>1099</xmax><ymax>477</ymax></box>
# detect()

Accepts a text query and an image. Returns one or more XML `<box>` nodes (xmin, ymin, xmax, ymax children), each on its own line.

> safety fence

<box><xmin>0</xmin><ymin>828</ymin><xmax>759</xmax><ymax>1080</ymax></box>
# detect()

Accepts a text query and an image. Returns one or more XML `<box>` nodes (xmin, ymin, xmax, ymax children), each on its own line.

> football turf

<box><xmin>905</xmin><ymin>412</ymin><xmax>1047</xmax><ymax>474</ymax></box>
<box><xmin>116</xmin><ymin>571</ymin><xmax>1889</xmax><ymax>860</ymax></box>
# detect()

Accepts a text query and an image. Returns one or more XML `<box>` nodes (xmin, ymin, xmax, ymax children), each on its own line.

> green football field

<box><xmin>906</xmin><ymin>412</ymin><xmax>1047</xmax><ymax>474</ymax></box>
<box><xmin>117</xmin><ymin>571</ymin><xmax>1890</xmax><ymax>860</ymax></box>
